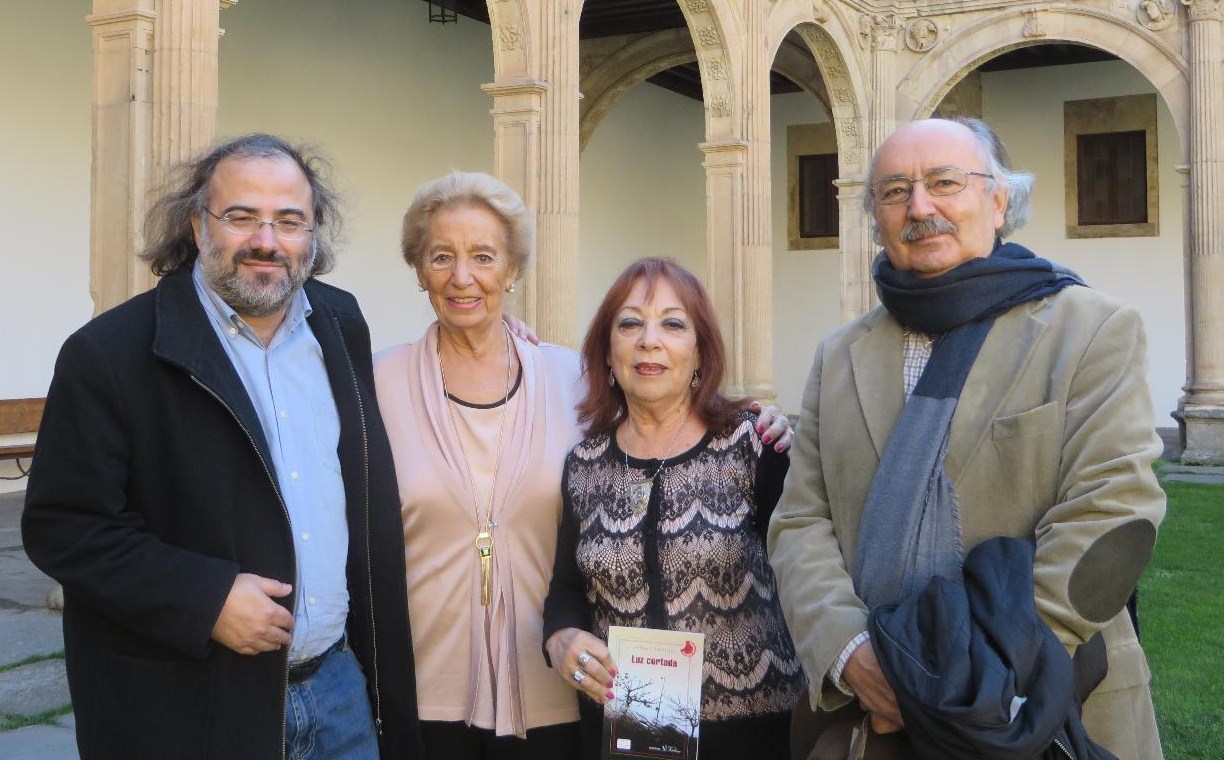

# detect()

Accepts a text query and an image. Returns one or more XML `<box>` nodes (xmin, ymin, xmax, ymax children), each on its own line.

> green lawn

<box><xmin>1144</xmin><ymin>478</ymin><xmax>1224</xmax><ymax>760</ymax></box>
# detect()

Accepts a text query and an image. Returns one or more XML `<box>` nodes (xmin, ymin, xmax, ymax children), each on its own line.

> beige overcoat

<box><xmin>768</xmin><ymin>285</ymin><xmax>1165</xmax><ymax>760</ymax></box>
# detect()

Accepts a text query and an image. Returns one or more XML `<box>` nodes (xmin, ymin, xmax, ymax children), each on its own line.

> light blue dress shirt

<box><xmin>192</xmin><ymin>264</ymin><xmax>349</xmax><ymax>663</ymax></box>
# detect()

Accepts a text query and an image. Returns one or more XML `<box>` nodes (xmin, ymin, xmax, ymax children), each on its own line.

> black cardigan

<box><xmin>23</xmin><ymin>268</ymin><xmax>423</xmax><ymax>760</ymax></box>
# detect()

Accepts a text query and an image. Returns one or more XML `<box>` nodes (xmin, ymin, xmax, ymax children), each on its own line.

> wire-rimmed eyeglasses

<box><xmin>204</xmin><ymin>208</ymin><xmax>316</xmax><ymax>241</ymax></box>
<box><xmin>870</xmin><ymin>166</ymin><xmax>994</xmax><ymax>205</ymax></box>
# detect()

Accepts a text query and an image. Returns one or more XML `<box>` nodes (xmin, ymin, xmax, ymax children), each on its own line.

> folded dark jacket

<box><xmin>868</xmin><ymin>536</ymin><xmax>1117</xmax><ymax>760</ymax></box>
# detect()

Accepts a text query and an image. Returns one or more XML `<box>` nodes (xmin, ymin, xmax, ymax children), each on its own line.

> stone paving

<box><xmin>0</xmin><ymin>488</ymin><xmax>78</xmax><ymax>760</ymax></box>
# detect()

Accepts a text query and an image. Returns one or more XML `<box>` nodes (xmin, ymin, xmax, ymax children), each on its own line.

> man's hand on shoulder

<box><xmin>843</xmin><ymin>641</ymin><xmax>904</xmax><ymax>733</ymax></box>
<box><xmin>211</xmin><ymin>573</ymin><xmax>295</xmax><ymax>655</ymax></box>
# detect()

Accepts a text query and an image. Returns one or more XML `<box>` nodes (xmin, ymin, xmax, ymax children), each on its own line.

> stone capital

<box><xmin>1181</xmin><ymin>0</ymin><xmax>1224</xmax><ymax>21</ymax></box>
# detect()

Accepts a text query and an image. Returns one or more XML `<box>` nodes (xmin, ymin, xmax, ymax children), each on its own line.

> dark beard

<box><xmin>199</xmin><ymin>228</ymin><xmax>313</xmax><ymax>318</ymax></box>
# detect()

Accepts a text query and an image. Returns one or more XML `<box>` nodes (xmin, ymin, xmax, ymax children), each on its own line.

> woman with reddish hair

<box><xmin>543</xmin><ymin>258</ymin><xmax>805</xmax><ymax>760</ymax></box>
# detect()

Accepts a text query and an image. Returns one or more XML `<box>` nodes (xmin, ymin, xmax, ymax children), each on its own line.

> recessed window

<box><xmin>798</xmin><ymin>153</ymin><xmax>839</xmax><ymax>238</ymax></box>
<box><xmin>1064</xmin><ymin>95</ymin><xmax>1158</xmax><ymax>239</ymax></box>
<box><xmin>787</xmin><ymin>122</ymin><xmax>839</xmax><ymax>251</ymax></box>
<box><xmin>1076</xmin><ymin>130</ymin><xmax>1147</xmax><ymax>226</ymax></box>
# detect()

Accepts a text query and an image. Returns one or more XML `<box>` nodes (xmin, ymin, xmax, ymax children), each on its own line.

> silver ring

<box><xmin>577</xmin><ymin>650</ymin><xmax>593</xmax><ymax>668</ymax></box>
<box><xmin>572</xmin><ymin>669</ymin><xmax>586</xmax><ymax>684</ymax></box>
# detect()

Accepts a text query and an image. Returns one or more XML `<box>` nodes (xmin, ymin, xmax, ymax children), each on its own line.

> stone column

<box><xmin>865</xmin><ymin>13</ymin><xmax>902</xmax><ymax>156</ymax></box>
<box><xmin>700</xmin><ymin>138</ymin><xmax>748</xmax><ymax>396</ymax></box>
<box><xmin>150</xmin><ymin>0</ymin><xmax>222</xmax><ymax>198</ymax></box>
<box><xmin>834</xmin><ymin>176</ymin><xmax>874</xmax><ymax>322</ymax></box>
<box><xmin>87</xmin><ymin>0</ymin><xmax>224</xmax><ymax>315</ymax></box>
<box><xmin>482</xmin><ymin>78</ymin><xmax>546</xmax><ymax>323</ymax></box>
<box><xmin>484</xmin><ymin>3</ymin><xmax>580</xmax><ymax>348</ymax></box>
<box><xmin>1178</xmin><ymin>0</ymin><xmax>1224</xmax><ymax>464</ymax></box>
<box><xmin>839</xmin><ymin>12</ymin><xmax>902</xmax><ymax>325</ymax></box>
<box><xmin>738</xmin><ymin>3</ymin><xmax>774</xmax><ymax>401</ymax></box>
<box><xmin>88</xmin><ymin>0</ymin><xmax>155</xmax><ymax>315</ymax></box>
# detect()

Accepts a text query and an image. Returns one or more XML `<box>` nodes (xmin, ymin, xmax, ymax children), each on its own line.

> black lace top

<box><xmin>544</xmin><ymin>412</ymin><xmax>805</xmax><ymax>721</ymax></box>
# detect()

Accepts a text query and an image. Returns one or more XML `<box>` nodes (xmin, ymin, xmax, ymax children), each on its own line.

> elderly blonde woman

<box><xmin>373</xmin><ymin>172</ymin><xmax>583</xmax><ymax>758</ymax></box>
<box><xmin>375</xmin><ymin>174</ymin><xmax>794</xmax><ymax>760</ymax></box>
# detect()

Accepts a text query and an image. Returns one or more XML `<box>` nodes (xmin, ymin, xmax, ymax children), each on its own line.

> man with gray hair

<box><xmin>769</xmin><ymin>118</ymin><xmax>1163</xmax><ymax>759</ymax></box>
<box><xmin>23</xmin><ymin>133</ymin><xmax>423</xmax><ymax>759</ymax></box>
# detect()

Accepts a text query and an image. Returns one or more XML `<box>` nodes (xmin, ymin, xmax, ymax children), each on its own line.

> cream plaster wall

<box><xmin>983</xmin><ymin>60</ymin><xmax>1184</xmax><ymax>424</ymax></box>
<box><xmin>0</xmin><ymin>1</ymin><xmax>93</xmax><ymax>399</ymax></box>
<box><xmin>577</xmin><ymin>83</ymin><xmax>707</xmax><ymax>349</ymax></box>
<box><xmin>770</xmin><ymin>93</ymin><xmax>843</xmax><ymax>414</ymax></box>
<box><xmin>217</xmin><ymin>0</ymin><xmax>497</xmax><ymax>355</ymax></box>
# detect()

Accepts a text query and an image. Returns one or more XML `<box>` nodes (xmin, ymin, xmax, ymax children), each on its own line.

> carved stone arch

<box><xmin>677</xmin><ymin>0</ymin><xmax>742</xmax><ymax>140</ymax></box>
<box><xmin>579</xmin><ymin>29</ymin><xmax>696</xmax><ymax>152</ymax></box>
<box><xmin>896</xmin><ymin>6</ymin><xmax>1189</xmax><ymax>150</ymax></box>
<box><xmin>772</xmin><ymin>38</ymin><xmax>832</xmax><ymax>116</ymax></box>
<box><xmin>487</xmin><ymin>0</ymin><xmax>536</xmax><ymax>81</ymax></box>
<box><xmin>765</xmin><ymin>1</ymin><xmax>871</xmax><ymax>175</ymax></box>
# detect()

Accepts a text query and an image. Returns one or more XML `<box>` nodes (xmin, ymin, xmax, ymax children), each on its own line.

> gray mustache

<box><xmin>900</xmin><ymin>216</ymin><xmax>957</xmax><ymax>242</ymax></box>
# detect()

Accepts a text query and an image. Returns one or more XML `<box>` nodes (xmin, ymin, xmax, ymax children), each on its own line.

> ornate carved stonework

<box><xmin>708</xmin><ymin>96</ymin><xmax>731</xmax><ymax>117</ymax></box>
<box><xmin>697</xmin><ymin>26</ymin><xmax>721</xmax><ymax>47</ymax></box>
<box><xmin>811</xmin><ymin>0</ymin><xmax>831</xmax><ymax>23</ymax></box>
<box><xmin>841</xmin><ymin>120</ymin><xmax>860</xmax><ymax>148</ymax></box>
<box><xmin>905</xmin><ymin>18</ymin><xmax>940</xmax><ymax>52</ymax></box>
<box><xmin>685</xmin><ymin>0</ymin><xmax>709</xmax><ymax>11</ymax></box>
<box><xmin>858</xmin><ymin>13</ymin><xmax>902</xmax><ymax>50</ymax></box>
<box><xmin>1181</xmin><ymin>0</ymin><xmax>1223</xmax><ymax>20</ymax></box>
<box><xmin>708</xmin><ymin>58</ymin><xmax>729</xmax><ymax>80</ymax></box>
<box><xmin>499</xmin><ymin>23</ymin><xmax>521</xmax><ymax>50</ymax></box>
<box><xmin>1022</xmin><ymin>7</ymin><xmax>1047</xmax><ymax>37</ymax></box>
<box><xmin>1139</xmin><ymin>0</ymin><xmax>1175</xmax><ymax>29</ymax></box>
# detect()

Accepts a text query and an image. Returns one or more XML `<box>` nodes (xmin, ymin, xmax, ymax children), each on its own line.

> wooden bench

<box><xmin>0</xmin><ymin>398</ymin><xmax>44</xmax><ymax>477</ymax></box>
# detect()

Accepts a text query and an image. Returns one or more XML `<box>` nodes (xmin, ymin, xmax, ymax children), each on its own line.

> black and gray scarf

<box><xmin>852</xmin><ymin>240</ymin><xmax>1084</xmax><ymax>608</ymax></box>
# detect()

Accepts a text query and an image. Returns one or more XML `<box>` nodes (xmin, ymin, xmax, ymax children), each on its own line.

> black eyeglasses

<box><xmin>204</xmin><ymin>208</ymin><xmax>316</xmax><ymax>241</ymax></box>
<box><xmin>870</xmin><ymin>166</ymin><xmax>994</xmax><ymax>205</ymax></box>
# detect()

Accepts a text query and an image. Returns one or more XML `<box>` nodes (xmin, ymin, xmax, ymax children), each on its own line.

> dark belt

<box><xmin>287</xmin><ymin>637</ymin><xmax>344</xmax><ymax>684</ymax></box>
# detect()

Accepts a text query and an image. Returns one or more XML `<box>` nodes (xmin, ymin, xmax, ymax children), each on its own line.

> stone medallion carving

<box><xmin>905</xmin><ymin>18</ymin><xmax>940</xmax><ymax>52</ymax></box>
<box><xmin>1138</xmin><ymin>0</ymin><xmax>1175</xmax><ymax>28</ymax></box>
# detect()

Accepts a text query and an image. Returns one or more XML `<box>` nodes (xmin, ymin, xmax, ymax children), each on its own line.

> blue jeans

<box><xmin>285</xmin><ymin>642</ymin><xmax>379</xmax><ymax>760</ymax></box>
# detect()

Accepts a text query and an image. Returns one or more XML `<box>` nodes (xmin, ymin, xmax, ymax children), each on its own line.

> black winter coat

<box><xmin>22</xmin><ymin>269</ymin><xmax>423</xmax><ymax>760</ymax></box>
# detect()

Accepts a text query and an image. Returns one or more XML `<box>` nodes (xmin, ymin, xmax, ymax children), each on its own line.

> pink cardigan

<box><xmin>373</xmin><ymin>324</ymin><xmax>584</xmax><ymax>736</ymax></box>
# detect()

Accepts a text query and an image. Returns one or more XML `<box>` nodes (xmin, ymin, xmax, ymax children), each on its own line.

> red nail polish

<box><xmin>606</xmin><ymin>691</ymin><xmax>615</xmax><ymax>700</ymax></box>
<box><xmin>762</xmin><ymin>435</ymin><xmax>772</xmax><ymax>444</ymax></box>
<box><xmin>609</xmin><ymin>668</ymin><xmax>618</xmax><ymax>677</ymax></box>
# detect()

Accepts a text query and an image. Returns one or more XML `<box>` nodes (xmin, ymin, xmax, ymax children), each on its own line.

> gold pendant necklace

<box><xmin>437</xmin><ymin>324</ymin><xmax>513</xmax><ymax>606</ymax></box>
<box><xmin>623</xmin><ymin>407</ymin><xmax>692</xmax><ymax>515</ymax></box>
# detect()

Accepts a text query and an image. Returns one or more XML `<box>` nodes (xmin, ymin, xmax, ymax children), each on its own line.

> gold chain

<box><xmin>436</xmin><ymin>324</ymin><xmax>513</xmax><ymax>606</ymax></box>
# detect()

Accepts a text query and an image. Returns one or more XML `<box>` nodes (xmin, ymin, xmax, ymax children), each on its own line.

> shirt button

<box><xmin>227</xmin><ymin>327</ymin><xmax>237</xmax><ymax>336</ymax></box>
<box><xmin>302</xmin><ymin>533</ymin><xmax>310</xmax><ymax>542</ymax></box>
<box><xmin>308</xmin><ymin>597</ymin><xmax>316</xmax><ymax>605</ymax></box>
<box><xmin>290</xmin><ymin>471</ymin><xmax>299</xmax><ymax>480</ymax></box>
<box><xmin>280</xmin><ymin>410</ymin><xmax>288</xmax><ymax>419</ymax></box>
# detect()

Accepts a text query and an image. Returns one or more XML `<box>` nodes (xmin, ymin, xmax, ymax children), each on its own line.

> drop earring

<box><xmin>608</xmin><ymin>369</ymin><xmax>616</xmax><ymax>388</ymax></box>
